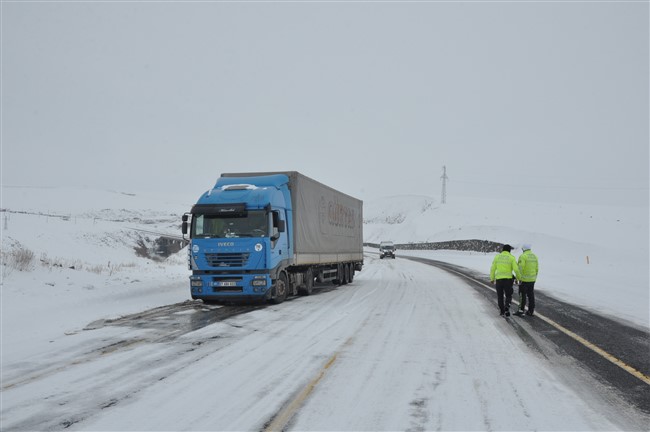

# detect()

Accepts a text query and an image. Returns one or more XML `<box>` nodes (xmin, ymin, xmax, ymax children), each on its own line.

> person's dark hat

<box><xmin>502</xmin><ymin>244</ymin><xmax>513</xmax><ymax>252</ymax></box>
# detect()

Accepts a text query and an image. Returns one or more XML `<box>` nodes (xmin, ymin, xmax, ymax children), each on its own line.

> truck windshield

<box><xmin>191</xmin><ymin>210</ymin><xmax>268</xmax><ymax>239</ymax></box>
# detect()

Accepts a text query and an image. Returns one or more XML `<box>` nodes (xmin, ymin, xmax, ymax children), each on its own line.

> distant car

<box><xmin>379</xmin><ymin>241</ymin><xmax>396</xmax><ymax>259</ymax></box>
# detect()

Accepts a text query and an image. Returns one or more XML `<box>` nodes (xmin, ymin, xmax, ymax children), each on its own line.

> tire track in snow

<box><xmin>1</xmin><ymin>301</ymin><xmax>262</xmax><ymax>392</ymax></box>
<box><xmin>1</xmin><ymin>302</ymin><xmax>274</xmax><ymax>431</ymax></box>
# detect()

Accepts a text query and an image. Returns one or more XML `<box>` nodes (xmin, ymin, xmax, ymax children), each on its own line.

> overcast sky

<box><xmin>2</xmin><ymin>1</ymin><xmax>648</xmax><ymax>206</ymax></box>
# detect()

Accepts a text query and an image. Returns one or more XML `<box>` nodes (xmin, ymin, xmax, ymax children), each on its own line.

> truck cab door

<box><xmin>270</xmin><ymin>211</ymin><xmax>286</xmax><ymax>250</ymax></box>
<box><xmin>269</xmin><ymin>210</ymin><xmax>290</xmax><ymax>274</ymax></box>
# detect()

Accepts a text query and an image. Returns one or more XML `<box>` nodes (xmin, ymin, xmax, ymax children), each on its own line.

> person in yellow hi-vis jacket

<box><xmin>514</xmin><ymin>244</ymin><xmax>539</xmax><ymax>317</ymax></box>
<box><xmin>490</xmin><ymin>244</ymin><xmax>521</xmax><ymax>317</ymax></box>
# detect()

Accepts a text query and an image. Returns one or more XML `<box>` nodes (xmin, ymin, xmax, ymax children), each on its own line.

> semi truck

<box><xmin>181</xmin><ymin>171</ymin><xmax>364</xmax><ymax>303</ymax></box>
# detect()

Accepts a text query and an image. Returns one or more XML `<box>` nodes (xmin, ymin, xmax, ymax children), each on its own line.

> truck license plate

<box><xmin>217</xmin><ymin>281</ymin><xmax>237</xmax><ymax>287</ymax></box>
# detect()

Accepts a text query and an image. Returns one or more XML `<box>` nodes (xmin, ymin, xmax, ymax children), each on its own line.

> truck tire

<box><xmin>348</xmin><ymin>263</ymin><xmax>354</xmax><ymax>283</ymax></box>
<box><xmin>298</xmin><ymin>268</ymin><xmax>314</xmax><ymax>296</ymax></box>
<box><xmin>342</xmin><ymin>263</ymin><xmax>349</xmax><ymax>285</ymax></box>
<box><xmin>334</xmin><ymin>263</ymin><xmax>344</xmax><ymax>286</ymax></box>
<box><xmin>271</xmin><ymin>273</ymin><xmax>288</xmax><ymax>304</ymax></box>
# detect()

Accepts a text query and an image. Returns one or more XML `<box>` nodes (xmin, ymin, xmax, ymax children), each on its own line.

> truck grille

<box><xmin>205</xmin><ymin>252</ymin><xmax>250</xmax><ymax>267</ymax></box>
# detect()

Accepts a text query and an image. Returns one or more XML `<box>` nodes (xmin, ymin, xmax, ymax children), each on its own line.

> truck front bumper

<box><xmin>190</xmin><ymin>273</ymin><xmax>271</xmax><ymax>301</ymax></box>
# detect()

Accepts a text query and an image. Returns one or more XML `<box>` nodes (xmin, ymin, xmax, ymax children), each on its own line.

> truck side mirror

<box><xmin>181</xmin><ymin>214</ymin><xmax>189</xmax><ymax>236</ymax></box>
<box><xmin>277</xmin><ymin>220</ymin><xmax>285</xmax><ymax>233</ymax></box>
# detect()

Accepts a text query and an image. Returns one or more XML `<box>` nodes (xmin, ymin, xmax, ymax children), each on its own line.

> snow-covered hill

<box><xmin>1</xmin><ymin>186</ymin><xmax>192</xmax><ymax>267</ymax></box>
<box><xmin>364</xmin><ymin>194</ymin><xmax>646</xmax><ymax>247</ymax></box>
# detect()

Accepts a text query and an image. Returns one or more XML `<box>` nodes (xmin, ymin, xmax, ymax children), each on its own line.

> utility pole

<box><xmin>440</xmin><ymin>166</ymin><xmax>448</xmax><ymax>204</ymax></box>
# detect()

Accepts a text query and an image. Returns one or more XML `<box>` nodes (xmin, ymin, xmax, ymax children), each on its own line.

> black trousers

<box><xmin>518</xmin><ymin>281</ymin><xmax>536</xmax><ymax>313</ymax></box>
<box><xmin>495</xmin><ymin>278</ymin><xmax>514</xmax><ymax>314</ymax></box>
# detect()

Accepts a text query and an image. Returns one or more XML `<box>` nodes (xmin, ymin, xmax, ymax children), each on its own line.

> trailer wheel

<box><xmin>342</xmin><ymin>264</ymin><xmax>349</xmax><ymax>285</ymax></box>
<box><xmin>333</xmin><ymin>263</ymin><xmax>343</xmax><ymax>285</ymax></box>
<box><xmin>348</xmin><ymin>263</ymin><xmax>354</xmax><ymax>283</ymax></box>
<box><xmin>299</xmin><ymin>268</ymin><xmax>314</xmax><ymax>296</ymax></box>
<box><xmin>271</xmin><ymin>273</ymin><xmax>288</xmax><ymax>304</ymax></box>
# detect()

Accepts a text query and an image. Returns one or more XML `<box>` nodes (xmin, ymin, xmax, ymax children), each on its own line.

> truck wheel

<box><xmin>271</xmin><ymin>273</ymin><xmax>288</xmax><ymax>304</ymax></box>
<box><xmin>299</xmin><ymin>268</ymin><xmax>314</xmax><ymax>296</ymax></box>
<box><xmin>348</xmin><ymin>263</ymin><xmax>354</xmax><ymax>283</ymax></box>
<box><xmin>334</xmin><ymin>263</ymin><xmax>343</xmax><ymax>285</ymax></box>
<box><xmin>342</xmin><ymin>264</ymin><xmax>349</xmax><ymax>285</ymax></box>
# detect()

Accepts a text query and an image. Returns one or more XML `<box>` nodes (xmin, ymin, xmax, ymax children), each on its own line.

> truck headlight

<box><xmin>251</xmin><ymin>276</ymin><xmax>267</xmax><ymax>287</ymax></box>
<box><xmin>191</xmin><ymin>279</ymin><xmax>203</xmax><ymax>287</ymax></box>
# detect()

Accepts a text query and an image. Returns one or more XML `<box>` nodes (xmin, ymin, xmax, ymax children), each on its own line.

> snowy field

<box><xmin>2</xmin><ymin>187</ymin><xmax>191</xmax><ymax>363</ymax></box>
<box><xmin>1</xmin><ymin>186</ymin><xmax>648</xmax><ymax>431</ymax></box>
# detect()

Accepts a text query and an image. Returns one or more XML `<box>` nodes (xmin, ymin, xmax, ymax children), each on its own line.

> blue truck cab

<box><xmin>182</xmin><ymin>174</ymin><xmax>291</xmax><ymax>303</ymax></box>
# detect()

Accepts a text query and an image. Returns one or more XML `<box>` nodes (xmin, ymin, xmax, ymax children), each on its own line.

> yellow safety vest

<box><xmin>518</xmin><ymin>250</ymin><xmax>539</xmax><ymax>282</ymax></box>
<box><xmin>490</xmin><ymin>251</ymin><xmax>521</xmax><ymax>281</ymax></box>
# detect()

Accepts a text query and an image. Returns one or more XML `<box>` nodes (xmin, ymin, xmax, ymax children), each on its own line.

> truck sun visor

<box><xmin>191</xmin><ymin>203</ymin><xmax>247</xmax><ymax>217</ymax></box>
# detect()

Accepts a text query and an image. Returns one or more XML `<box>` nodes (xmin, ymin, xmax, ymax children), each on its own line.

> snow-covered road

<box><xmin>1</xmin><ymin>256</ymin><xmax>644</xmax><ymax>431</ymax></box>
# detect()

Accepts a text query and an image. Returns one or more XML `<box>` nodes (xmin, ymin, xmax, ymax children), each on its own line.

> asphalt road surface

<box><xmin>404</xmin><ymin>255</ymin><xmax>650</xmax><ymax>418</ymax></box>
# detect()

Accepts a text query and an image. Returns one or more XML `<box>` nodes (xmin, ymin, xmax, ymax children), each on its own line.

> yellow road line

<box><xmin>264</xmin><ymin>338</ymin><xmax>350</xmax><ymax>432</ymax></box>
<box><xmin>534</xmin><ymin>312</ymin><xmax>650</xmax><ymax>385</ymax></box>
<box><xmin>450</xmin><ymin>270</ymin><xmax>650</xmax><ymax>386</ymax></box>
